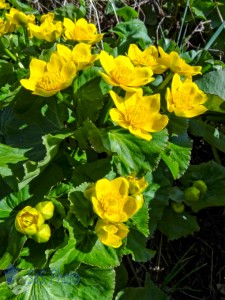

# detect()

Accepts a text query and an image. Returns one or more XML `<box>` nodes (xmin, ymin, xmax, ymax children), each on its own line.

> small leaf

<box><xmin>161</xmin><ymin>133</ymin><xmax>192</xmax><ymax>179</ymax></box>
<box><xmin>157</xmin><ymin>208</ymin><xmax>200</xmax><ymax>240</ymax></box>
<box><xmin>195</xmin><ymin>69</ymin><xmax>225</xmax><ymax>100</ymax></box>
<box><xmin>124</xmin><ymin>230</ymin><xmax>156</xmax><ymax>262</ymax></box>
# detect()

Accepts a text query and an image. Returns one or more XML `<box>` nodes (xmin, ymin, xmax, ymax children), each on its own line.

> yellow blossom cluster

<box><xmin>20</xmin><ymin>43</ymin><xmax>98</xmax><ymax>97</ymax></box>
<box><xmin>15</xmin><ymin>201</ymin><xmax>54</xmax><ymax>243</ymax></box>
<box><xmin>99</xmin><ymin>44</ymin><xmax>208</xmax><ymax>138</ymax></box>
<box><xmin>84</xmin><ymin>176</ymin><xmax>148</xmax><ymax>248</ymax></box>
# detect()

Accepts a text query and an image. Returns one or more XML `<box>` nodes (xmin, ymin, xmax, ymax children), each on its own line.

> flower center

<box><xmin>173</xmin><ymin>91</ymin><xmax>192</xmax><ymax>109</ymax></box>
<box><xmin>124</xmin><ymin>105</ymin><xmax>150</xmax><ymax>127</ymax></box>
<box><xmin>141</xmin><ymin>54</ymin><xmax>157</xmax><ymax>67</ymax></box>
<box><xmin>110</xmin><ymin>67</ymin><xmax>134</xmax><ymax>85</ymax></box>
<box><xmin>21</xmin><ymin>213</ymin><xmax>37</xmax><ymax>228</ymax></box>
<box><xmin>99</xmin><ymin>192</ymin><xmax>124</xmax><ymax>215</ymax></box>
<box><xmin>36</xmin><ymin>72</ymin><xmax>63</xmax><ymax>91</ymax></box>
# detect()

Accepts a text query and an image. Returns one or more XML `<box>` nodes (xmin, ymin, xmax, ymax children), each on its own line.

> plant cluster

<box><xmin>0</xmin><ymin>0</ymin><xmax>225</xmax><ymax>299</ymax></box>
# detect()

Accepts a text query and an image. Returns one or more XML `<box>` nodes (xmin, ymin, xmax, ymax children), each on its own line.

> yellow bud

<box><xmin>15</xmin><ymin>206</ymin><xmax>45</xmax><ymax>236</ymax></box>
<box><xmin>171</xmin><ymin>202</ymin><xmax>185</xmax><ymax>213</ymax></box>
<box><xmin>193</xmin><ymin>180</ymin><xmax>207</xmax><ymax>195</ymax></box>
<box><xmin>184</xmin><ymin>187</ymin><xmax>200</xmax><ymax>202</ymax></box>
<box><xmin>35</xmin><ymin>201</ymin><xmax>54</xmax><ymax>220</ymax></box>
<box><xmin>126</xmin><ymin>176</ymin><xmax>148</xmax><ymax>195</ymax></box>
<box><xmin>32</xmin><ymin>224</ymin><xmax>51</xmax><ymax>243</ymax></box>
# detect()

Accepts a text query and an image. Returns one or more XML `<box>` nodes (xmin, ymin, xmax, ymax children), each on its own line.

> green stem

<box><xmin>155</xmin><ymin>72</ymin><xmax>173</xmax><ymax>93</ymax></box>
<box><xmin>0</xmin><ymin>38</ymin><xmax>17</xmax><ymax>61</ymax></box>
<box><xmin>56</xmin><ymin>92</ymin><xmax>75</xmax><ymax>111</ymax></box>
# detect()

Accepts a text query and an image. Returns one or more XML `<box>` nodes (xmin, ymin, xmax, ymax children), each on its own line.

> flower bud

<box><xmin>184</xmin><ymin>186</ymin><xmax>200</xmax><ymax>202</ymax></box>
<box><xmin>15</xmin><ymin>206</ymin><xmax>45</xmax><ymax>236</ymax></box>
<box><xmin>132</xmin><ymin>194</ymin><xmax>144</xmax><ymax>210</ymax></box>
<box><xmin>193</xmin><ymin>180</ymin><xmax>207</xmax><ymax>195</ymax></box>
<box><xmin>32</xmin><ymin>224</ymin><xmax>51</xmax><ymax>243</ymax></box>
<box><xmin>95</xmin><ymin>219</ymin><xmax>129</xmax><ymax>248</ymax></box>
<box><xmin>126</xmin><ymin>176</ymin><xmax>148</xmax><ymax>195</ymax></box>
<box><xmin>171</xmin><ymin>202</ymin><xmax>185</xmax><ymax>213</ymax></box>
<box><xmin>35</xmin><ymin>201</ymin><xmax>54</xmax><ymax>220</ymax></box>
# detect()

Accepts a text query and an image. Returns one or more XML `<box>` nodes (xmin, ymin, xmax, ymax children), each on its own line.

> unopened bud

<box><xmin>171</xmin><ymin>202</ymin><xmax>185</xmax><ymax>213</ymax></box>
<box><xmin>35</xmin><ymin>201</ymin><xmax>54</xmax><ymax>220</ymax></box>
<box><xmin>32</xmin><ymin>224</ymin><xmax>51</xmax><ymax>243</ymax></box>
<box><xmin>193</xmin><ymin>180</ymin><xmax>207</xmax><ymax>195</ymax></box>
<box><xmin>184</xmin><ymin>186</ymin><xmax>200</xmax><ymax>202</ymax></box>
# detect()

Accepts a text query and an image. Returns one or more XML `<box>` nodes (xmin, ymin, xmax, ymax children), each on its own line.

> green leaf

<box><xmin>102</xmin><ymin>128</ymin><xmax>168</xmax><ymax>176</ymax></box>
<box><xmin>54</xmin><ymin>3</ymin><xmax>85</xmax><ymax>20</ymax></box>
<box><xmin>180</xmin><ymin>161</ymin><xmax>225</xmax><ymax>211</ymax></box>
<box><xmin>69</xmin><ymin>191</ymin><xmax>95</xmax><ymax>227</ymax></box>
<box><xmin>50</xmin><ymin>218</ymin><xmax>120</xmax><ymax>272</ymax></box>
<box><xmin>0</xmin><ymin>282</ymin><xmax>14</xmax><ymax>300</ymax></box>
<box><xmin>195</xmin><ymin>69</ymin><xmax>225</xmax><ymax>100</ymax></box>
<box><xmin>111</xmin><ymin>19</ymin><xmax>152</xmax><ymax>53</ymax></box>
<box><xmin>0</xmin><ymin>186</ymin><xmax>31</xmax><ymax>219</ymax></box>
<box><xmin>116</xmin><ymin>274</ymin><xmax>169</xmax><ymax>300</ymax></box>
<box><xmin>189</xmin><ymin>119</ymin><xmax>225</xmax><ymax>153</ymax></box>
<box><xmin>204</xmin><ymin>94</ymin><xmax>225</xmax><ymax>112</ymax></box>
<box><xmin>157</xmin><ymin>207</ymin><xmax>200</xmax><ymax>240</ymax></box>
<box><xmin>124</xmin><ymin>230</ymin><xmax>156</xmax><ymax>262</ymax></box>
<box><xmin>116</xmin><ymin>6</ymin><xmax>138</xmax><ymax>21</ymax></box>
<box><xmin>128</xmin><ymin>203</ymin><xmax>149</xmax><ymax>237</ymax></box>
<box><xmin>160</xmin><ymin>133</ymin><xmax>192</xmax><ymax>179</ymax></box>
<box><xmin>7</xmin><ymin>265</ymin><xmax>115</xmax><ymax>300</ymax></box>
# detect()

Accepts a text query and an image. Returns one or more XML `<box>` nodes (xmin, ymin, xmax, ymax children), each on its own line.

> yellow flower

<box><xmin>158</xmin><ymin>47</ymin><xmax>202</xmax><ymax>77</ymax></box>
<box><xmin>91</xmin><ymin>177</ymin><xmax>142</xmax><ymax>223</ymax></box>
<box><xmin>20</xmin><ymin>50</ymin><xmax>77</xmax><ymax>97</ymax></box>
<box><xmin>6</xmin><ymin>8</ymin><xmax>35</xmax><ymax>27</ymax></box>
<box><xmin>28</xmin><ymin>17</ymin><xmax>62</xmax><ymax>42</ymax></box>
<box><xmin>165</xmin><ymin>73</ymin><xmax>208</xmax><ymax>118</ymax></box>
<box><xmin>0</xmin><ymin>0</ymin><xmax>10</xmax><ymax>9</ymax></box>
<box><xmin>95</xmin><ymin>219</ymin><xmax>129</xmax><ymax>248</ymax></box>
<box><xmin>35</xmin><ymin>201</ymin><xmax>54</xmax><ymax>220</ymax></box>
<box><xmin>71</xmin><ymin>43</ymin><xmax>99</xmax><ymax>70</ymax></box>
<box><xmin>127</xmin><ymin>44</ymin><xmax>167</xmax><ymax>74</ymax></box>
<box><xmin>32</xmin><ymin>224</ymin><xmax>51</xmax><ymax>243</ymax></box>
<box><xmin>40</xmin><ymin>12</ymin><xmax>55</xmax><ymax>23</ymax></box>
<box><xmin>15</xmin><ymin>206</ymin><xmax>45</xmax><ymax>236</ymax></box>
<box><xmin>99</xmin><ymin>51</ymin><xmax>154</xmax><ymax>92</ymax></box>
<box><xmin>0</xmin><ymin>18</ymin><xmax>16</xmax><ymax>36</ymax></box>
<box><xmin>126</xmin><ymin>176</ymin><xmax>148</xmax><ymax>195</ymax></box>
<box><xmin>109</xmin><ymin>89</ymin><xmax>168</xmax><ymax>141</ymax></box>
<box><xmin>63</xmin><ymin>17</ymin><xmax>103</xmax><ymax>44</ymax></box>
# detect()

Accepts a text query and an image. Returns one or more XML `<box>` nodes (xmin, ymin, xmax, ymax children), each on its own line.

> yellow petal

<box><xmin>131</xmin><ymin>67</ymin><xmax>154</xmax><ymax>86</ymax></box>
<box><xmin>123</xmin><ymin>196</ymin><xmax>140</xmax><ymax>218</ymax></box>
<box><xmin>129</xmin><ymin>126</ymin><xmax>152</xmax><ymax>141</ymax></box>
<box><xmin>143</xmin><ymin>114</ymin><xmax>168</xmax><ymax>132</ymax></box>
<box><xmin>99</xmin><ymin>51</ymin><xmax>116</xmax><ymax>74</ymax></box>
<box><xmin>99</xmin><ymin>71</ymin><xmax>117</xmax><ymax>87</ymax></box>
<box><xmin>109</xmin><ymin>90</ymin><xmax>125</xmax><ymax>111</ymax></box>
<box><xmin>110</xmin><ymin>108</ymin><xmax>127</xmax><ymax>127</ymax></box>
<box><xmin>174</xmin><ymin>105</ymin><xmax>207</xmax><ymax>118</ymax></box>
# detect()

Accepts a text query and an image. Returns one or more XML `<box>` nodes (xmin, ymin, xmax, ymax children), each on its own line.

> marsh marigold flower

<box><xmin>63</xmin><ymin>17</ymin><xmax>103</xmax><ymax>44</ymax></box>
<box><xmin>71</xmin><ymin>43</ymin><xmax>99</xmax><ymax>70</ymax></box>
<box><xmin>32</xmin><ymin>224</ymin><xmax>51</xmax><ymax>243</ymax></box>
<box><xmin>35</xmin><ymin>201</ymin><xmax>54</xmax><ymax>220</ymax></box>
<box><xmin>95</xmin><ymin>219</ymin><xmax>129</xmax><ymax>248</ymax></box>
<box><xmin>127</xmin><ymin>44</ymin><xmax>167</xmax><ymax>74</ymax></box>
<box><xmin>109</xmin><ymin>89</ymin><xmax>168</xmax><ymax>140</ymax></box>
<box><xmin>158</xmin><ymin>47</ymin><xmax>202</xmax><ymax>77</ymax></box>
<box><xmin>6</xmin><ymin>8</ymin><xmax>35</xmax><ymax>27</ymax></box>
<box><xmin>0</xmin><ymin>18</ymin><xmax>16</xmax><ymax>36</ymax></box>
<box><xmin>28</xmin><ymin>16</ymin><xmax>62</xmax><ymax>42</ymax></box>
<box><xmin>15</xmin><ymin>206</ymin><xmax>45</xmax><ymax>236</ymax></box>
<box><xmin>0</xmin><ymin>0</ymin><xmax>10</xmax><ymax>9</ymax></box>
<box><xmin>20</xmin><ymin>50</ymin><xmax>77</xmax><ymax>97</ymax></box>
<box><xmin>91</xmin><ymin>177</ymin><xmax>142</xmax><ymax>223</ymax></box>
<box><xmin>99</xmin><ymin>51</ymin><xmax>154</xmax><ymax>92</ymax></box>
<box><xmin>165</xmin><ymin>73</ymin><xmax>207</xmax><ymax>118</ymax></box>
